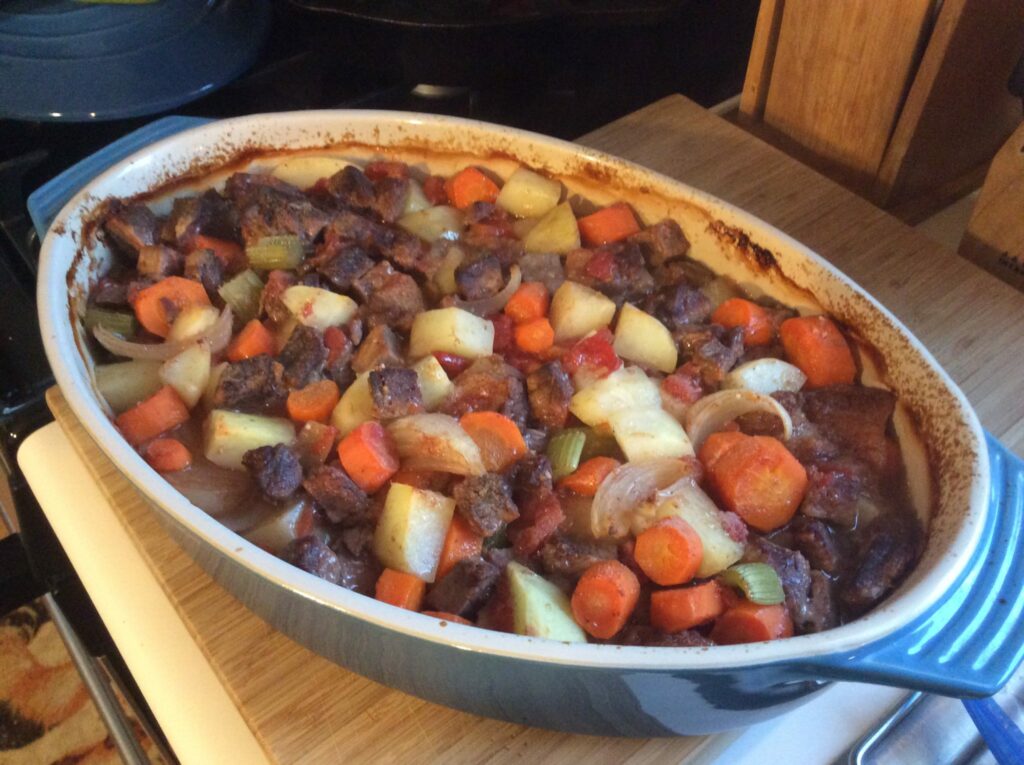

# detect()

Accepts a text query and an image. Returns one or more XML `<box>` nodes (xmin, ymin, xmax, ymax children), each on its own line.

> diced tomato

<box><xmin>423</xmin><ymin>175</ymin><xmax>448</xmax><ymax>206</ymax></box>
<box><xmin>364</xmin><ymin>161</ymin><xmax>409</xmax><ymax>181</ymax></box>
<box><xmin>490</xmin><ymin>313</ymin><xmax>515</xmax><ymax>354</ymax></box>
<box><xmin>510</xmin><ymin>491</ymin><xmax>564</xmax><ymax>557</ymax></box>
<box><xmin>662</xmin><ymin>363</ymin><xmax>703</xmax><ymax>404</ymax></box>
<box><xmin>562</xmin><ymin>328</ymin><xmax>622</xmax><ymax>379</ymax></box>
<box><xmin>324</xmin><ymin>326</ymin><xmax>351</xmax><ymax>367</ymax></box>
<box><xmin>434</xmin><ymin>352</ymin><xmax>471</xmax><ymax>378</ymax></box>
<box><xmin>584</xmin><ymin>249</ymin><xmax>616</xmax><ymax>282</ymax></box>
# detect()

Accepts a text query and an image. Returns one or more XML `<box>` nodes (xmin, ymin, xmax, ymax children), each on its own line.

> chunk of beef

<box><xmin>522</xmin><ymin>428</ymin><xmax>549</xmax><ymax>453</ymax></box>
<box><xmin>351</xmin><ymin>260</ymin><xmax>395</xmax><ymax>303</ymax></box>
<box><xmin>259</xmin><ymin>269</ymin><xmax>297</xmax><ymax>324</ymax></box>
<box><xmin>628</xmin><ymin>219</ymin><xmax>689</xmax><ymax>267</ymax></box>
<box><xmin>743</xmin><ymin>536</ymin><xmax>814</xmax><ymax>630</ymax></box>
<box><xmin>184</xmin><ymin>248</ymin><xmax>224</xmax><ymax>295</ymax></box>
<box><xmin>674</xmin><ymin>324</ymin><xmax>745</xmax><ymax>387</ymax></box>
<box><xmin>326</xmin><ymin>210</ymin><xmax>441</xmax><ymax>278</ymax></box>
<box><xmin>453</xmin><ymin>473</ymin><xmax>519</xmax><ymax>537</ymax></box>
<box><xmin>369</xmin><ymin>367</ymin><xmax>423</xmax><ymax>419</ymax></box>
<box><xmin>213</xmin><ymin>356</ymin><xmax>287</xmax><ymax>413</ymax></box>
<box><xmin>510</xmin><ymin>454</ymin><xmax>553</xmax><ymax>505</ymax></box>
<box><xmin>336</xmin><ymin>524</ymin><xmax>375</xmax><ymax>558</ymax></box>
<box><xmin>312</xmin><ymin>243</ymin><xmax>375</xmax><ymax>290</ymax></box>
<box><xmin>791</xmin><ymin>517</ymin><xmax>842</xmax><ymax>574</ymax></box>
<box><xmin>372</xmin><ymin>176</ymin><xmax>410</xmax><ymax>224</ymax></box>
<box><xmin>425</xmin><ymin>557</ymin><xmax>500</xmax><ymax>619</ymax></box>
<box><xmin>277</xmin><ymin>325</ymin><xmax>327</xmax><ymax>388</ymax></box>
<box><xmin>801</xmin><ymin>571</ymin><xmax>838</xmax><ymax>633</ymax></box>
<box><xmin>654</xmin><ymin>257</ymin><xmax>715</xmax><ymax>289</ymax></box>
<box><xmin>518</xmin><ymin>252</ymin><xmax>566</xmax><ymax>295</ymax></box>
<box><xmin>772</xmin><ymin>391</ymin><xmax>840</xmax><ymax>464</ymax></box>
<box><xmin>461</xmin><ymin>227</ymin><xmax>525</xmax><ymax>269</ymax></box>
<box><xmin>332</xmin><ymin>546</ymin><xmax>380</xmax><ymax>595</ymax></box>
<box><xmin>103</xmin><ymin>200</ymin><xmax>159</xmax><ymax>257</ymax></box>
<box><xmin>364</xmin><ymin>270</ymin><xmax>425</xmax><ymax>333</ymax></box>
<box><xmin>242</xmin><ymin>444</ymin><xmax>303</xmax><ymax>501</ymax></box>
<box><xmin>136</xmin><ymin>245</ymin><xmax>183</xmax><ymax>280</ymax></box>
<box><xmin>643</xmin><ymin>283</ymin><xmax>712</xmax><ymax>330</ymax></box>
<box><xmin>738</xmin><ymin>344</ymin><xmax>786</xmax><ymax>366</ymax></box>
<box><xmin>566</xmin><ymin>241</ymin><xmax>654</xmax><ymax>303</ymax></box>
<box><xmin>442</xmin><ymin>355</ymin><xmax>529</xmax><ymax>428</ymax></box>
<box><xmin>352</xmin><ymin>325</ymin><xmax>403</xmax><ymax>373</ymax></box>
<box><xmin>841</xmin><ymin>515</ymin><xmax>922</xmax><ymax>615</ymax></box>
<box><xmin>800</xmin><ymin>461</ymin><xmax>865</xmax><ymax>527</ymax></box>
<box><xmin>619</xmin><ymin>626</ymin><xmax>713</xmax><ymax>647</ymax></box>
<box><xmin>238</xmin><ymin>195</ymin><xmax>333</xmax><ymax>246</ymax></box>
<box><xmin>302</xmin><ymin>465</ymin><xmax>370</xmax><ymax>525</ymax></box>
<box><xmin>326</xmin><ymin>166</ymin><xmax>377</xmax><ymax>213</ymax></box>
<box><xmin>161</xmin><ymin>190</ymin><xmax>238</xmax><ymax>248</ymax></box>
<box><xmin>539</xmin><ymin>533</ymin><xmax>617</xmax><ymax>579</ymax></box>
<box><xmin>801</xmin><ymin>386</ymin><xmax>897</xmax><ymax>471</ymax></box>
<box><xmin>284</xmin><ymin>536</ymin><xmax>342</xmax><ymax>584</ymax></box>
<box><xmin>225</xmin><ymin>172</ymin><xmax>306</xmax><ymax>205</ymax></box>
<box><xmin>89</xmin><ymin>277</ymin><xmax>129</xmax><ymax>308</ymax></box>
<box><xmin>735</xmin><ymin>410</ymin><xmax>787</xmax><ymax>439</ymax></box>
<box><xmin>455</xmin><ymin>255</ymin><xmax>504</xmax><ymax>300</ymax></box>
<box><xmin>526</xmin><ymin>361</ymin><xmax>573</xmax><ymax>429</ymax></box>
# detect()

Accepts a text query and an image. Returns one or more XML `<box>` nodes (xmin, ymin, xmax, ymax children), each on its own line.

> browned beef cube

<box><xmin>628</xmin><ymin>219</ymin><xmax>689</xmax><ymax>266</ymax></box>
<box><xmin>461</xmin><ymin>228</ymin><xmax>524</xmax><ymax>268</ymax></box>
<box><xmin>260</xmin><ymin>269</ymin><xmax>297</xmax><ymax>324</ymax></box>
<box><xmin>791</xmin><ymin>517</ymin><xmax>842</xmax><ymax>574</ymax></box>
<box><xmin>242</xmin><ymin>444</ymin><xmax>303</xmax><ymax>501</ymax></box>
<box><xmin>840</xmin><ymin>515</ymin><xmax>922</xmax><ymax>615</ymax></box>
<box><xmin>801</xmin><ymin>386</ymin><xmax>897</xmax><ymax>472</ymax></box>
<box><xmin>315</xmin><ymin>245</ymin><xmax>375</xmax><ymax>290</ymax></box>
<box><xmin>455</xmin><ymin>255</ymin><xmax>504</xmax><ymax>300</ymax></box>
<box><xmin>425</xmin><ymin>557</ymin><xmax>500</xmax><ymax>618</ymax></box>
<box><xmin>442</xmin><ymin>356</ymin><xmax>529</xmax><ymax>429</ymax></box>
<box><xmin>89</xmin><ymin>277</ymin><xmax>129</xmax><ymax>307</ymax></box>
<box><xmin>162</xmin><ymin>190</ymin><xmax>238</xmax><ymax>248</ymax></box>
<box><xmin>453</xmin><ymin>473</ymin><xmax>519</xmax><ymax>537</ymax></box>
<box><xmin>284</xmin><ymin>536</ymin><xmax>343</xmax><ymax>584</ymax></box>
<box><xmin>800</xmin><ymin>462</ymin><xmax>864</xmax><ymax>527</ymax></box>
<box><xmin>538</xmin><ymin>533</ymin><xmax>617</xmax><ymax>579</ymax></box>
<box><xmin>369</xmin><ymin>368</ymin><xmax>423</xmax><ymax>419</ymax></box>
<box><xmin>325</xmin><ymin>210</ymin><xmax>441</xmax><ymax>278</ymax></box>
<box><xmin>352</xmin><ymin>325</ymin><xmax>402</xmax><ymax>374</ymax></box>
<box><xmin>674</xmin><ymin>324</ymin><xmax>744</xmax><ymax>387</ymax></box>
<box><xmin>566</xmin><ymin>241</ymin><xmax>654</xmax><ymax>303</ymax></box>
<box><xmin>351</xmin><ymin>261</ymin><xmax>396</xmax><ymax>302</ymax></box>
<box><xmin>510</xmin><ymin>454</ymin><xmax>553</xmax><ymax>505</ymax></box>
<box><xmin>103</xmin><ymin>200</ymin><xmax>159</xmax><ymax>257</ymax></box>
<box><xmin>213</xmin><ymin>356</ymin><xmax>287</xmax><ymax>413</ymax></box>
<box><xmin>336</xmin><ymin>524</ymin><xmax>375</xmax><ymax>558</ymax></box>
<box><xmin>184</xmin><ymin>248</ymin><xmax>224</xmax><ymax>295</ymax></box>
<box><xmin>277</xmin><ymin>325</ymin><xmax>327</xmax><ymax>388</ymax></box>
<box><xmin>372</xmin><ymin>176</ymin><xmax>410</xmax><ymax>224</ymax></box>
<box><xmin>526</xmin><ymin>361</ymin><xmax>573</xmax><ymax>429</ymax></box>
<box><xmin>302</xmin><ymin>464</ymin><xmax>370</xmax><ymax>525</ymax></box>
<box><xmin>365</xmin><ymin>271</ymin><xmax>425</xmax><ymax>333</ymax></box>
<box><xmin>772</xmin><ymin>391</ymin><xmax>840</xmax><ymax>465</ymax></box>
<box><xmin>136</xmin><ymin>244</ymin><xmax>184</xmax><ymax>280</ymax></box>
<box><xmin>225</xmin><ymin>172</ymin><xmax>306</xmax><ymax>205</ymax></box>
<box><xmin>619</xmin><ymin>626</ymin><xmax>713</xmax><ymax>647</ymax></box>
<box><xmin>327</xmin><ymin>166</ymin><xmax>376</xmax><ymax>212</ymax></box>
<box><xmin>642</xmin><ymin>283</ymin><xmax>712</xmax><ymax>329</ymax></box>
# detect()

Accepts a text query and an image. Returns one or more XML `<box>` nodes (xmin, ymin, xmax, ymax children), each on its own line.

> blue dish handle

<box><xmin>802</xmin><ymin>433</ymin><xmax>1024</xmax><ymax>697</ymax></box>
<box><xmin>962</xmin><ymin>697</ymin><xmax>1024</xmax><ymax>765</ymax></box>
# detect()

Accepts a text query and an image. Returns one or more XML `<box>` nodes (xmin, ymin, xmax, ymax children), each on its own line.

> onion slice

<box><xmin>387</xmin><ymin>413</ymin><xmax>486</xmax><ymax>476</ymax></box>
<box><xmin>683</xmin><ymin>389</ymin><xmax>793</xmax><ymax>450</ymax></box>
<box><xmin>93</xmin><ymin>307</ymin><xmax>234</xmax><ymax>361</ymax></box>
<box><xmin>590</xmin><ymin>457</ymin><xmax>698</xmax><ymax>539</ymax></box>
<box><xmin>453</xmin><ymin>265</ymin><xmax>522</xmax><ymax>317</ymax></box>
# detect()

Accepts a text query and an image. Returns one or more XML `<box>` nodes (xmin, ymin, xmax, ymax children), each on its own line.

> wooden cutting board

<box><xmin>46</xmin><ymin>94</ymin><xmax>1024</xmax><ymax>763</ymax></box>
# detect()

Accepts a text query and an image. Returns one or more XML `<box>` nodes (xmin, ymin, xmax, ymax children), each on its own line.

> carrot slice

<box><xmin>131</xmin><ymin>276</ymin><xmax>211</xmax><ymax>338</ymax></box>
<box><xmin>514</xmin><ymin>317</ymin><xmax>555</xmax><ymax>354</ymax></box>
<box><xmin>337</xmin><ymin>421</ymin><xmax>400</xmax><ymax>494</ymax></box>
<box><xmin>421</xmin><ymin>611</ymin><xmax>473</xmax><ymax>625</ymax></box>
<box><xmin>704</xmin><ymin>434</ymin><xmax>808</xmax><ymax>532</ymax></box>
<box><xmin>650</xmin><ymin>581</ymin><xmax>724</xmax><ymax>633</ymax></box>
<box><xmin>436</xmin><ymin>514</ymin><xmax>484</xmax><ymax>581</ymax></box>
<box><xmin>192</xmin><ymin>235</ymin><xmax>245</xmax><ymax>272</ymax></box>
<box><xmin>711</xmin><ymin>298</ymin><xmax>773</xmax><ymax>347</ymax></box>
<box><xmin>459</xmin><ymin>411</ymin><xmax>527</xmax><ymax>472</ymax></box>
<box><xmin>143</xmin><ymin>438</ymin><xmax>192</xmax><ymax>472</ymax></box>
<box><xmin>577</xmin><ymin>203</ymin><xmax>640</xmax><ymax>247</ymax></box>
<box><xmin>227</xmin><ymin>319</ymin><xmax>276</xmax><ymax>362</ymax></box>
<box><xmin>779</xmin><ymin>315</ymin><xmax>857</xmax><ymax>388</ymax></box>
<box><xmin>445</xmin><ymin>167</ymin><xmax>500</xmax><ymax>210</ymax></box>
<box><xmin>634</xmin><ymin>517</ymin><xmax>703</xmax><ymax>586</ymax></box>
<box><xmin>287</xmin><ymin>379</ymin><xmax>341</xmax><ymax>424</ymax></box>
<box><xmin>115</xmin><ymin>386</ymin><xmax>190</xmax><ymax>447</ymax></box>
<box><xmin>558</xmin><ymin>456</ymin><xmax>621</xmax><ymax>496</ymax></box>
<box><xmin>711</xmin><ymin>601</ymin><xmax>793</xmax><ymax>644</ymax></box>
<box><xmin>571</xmin><ymin>560</ymin><xmax>640</xmax><ymax>639</ymax></box>
<box><xmin>375</xmin><ymin>569</ymin><xmax>426</xmax><ymax>611</ymax></box>
<box><xmin>697</xmin><ymin>431</ymin><xmax>748</xmax><ymax>472</ymax></box>
<box><xmin>504</xmin><ymin>282</ymin><xmax>550</xmax><ymax>324</ymax></box>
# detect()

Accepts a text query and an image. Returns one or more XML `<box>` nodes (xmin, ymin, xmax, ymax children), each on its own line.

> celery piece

<box><xmin>218</xmin><ymin>269</ymin><xmax>264</xmax><ymax>323</ymax></box>
<box><xmin>719</xmin><ymin>563</ymin><xmax>785</xmax><ymax>605</ymax></box>
<box><xmin>246</xmin><ymin>235</ymin><xmax>304</xmax><ymax>270</ymax></box>
<box><xmin>83</xmin><ymin>307</ymin><xmax>137</xmax><ymax>337</ymax></box>
<box><xmin>547</xmin><ymin>428</ymin><xmax>586</xmax><ymax>480</ymax></box>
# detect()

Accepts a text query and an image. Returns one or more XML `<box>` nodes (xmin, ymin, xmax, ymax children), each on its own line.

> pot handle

<box><xmin>801</xmin><ymin>433</ymin><xmax>1024</xmax><ymax>697</ymax></box>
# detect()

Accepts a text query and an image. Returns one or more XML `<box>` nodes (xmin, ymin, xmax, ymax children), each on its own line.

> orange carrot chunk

<box><xmin>779</xmin><ymin>315</ymin><xmax>857</xmax><ymax>388</ymax></box>
<box><xmin>711</xmin><ymin>298</ymin><xmax>774</xmax><ymax>347</ymax></box>
<box><xmin>191</xmin><ymin>235</ymin><xmax>245</xmax><ymax>272</ymax></box>
<box><xmin>697</xmin><ymin>431</ymin><xmax>748</xmax><ymax>472</ymax></box>
<box><xmin>514</xmin><ymin>317</ymin><xmax>555</xmax><ymax>354</ymax></box>
<box><xmin>144</xmin><ymin>438</ymin><xmax>192</xmax><ymax>472</ymax></box>
<box><xmin>436</xmin><ymin>515</ymin><xmax>484</xmax><ymax>581</ymax></box>
<box><xmin>227</xmin><ymin>319</ymin><xmax>276</xmax><ymax>362</ymax></box>
<box><xmin>559</xmin><ymin>456</ymin><xmax>621</xmax><ymax>496</ymax></box>
<box><xmin>634</xmin><ymin>517</ymin><xmax>704</xmax><ymax>586</ymax></box>
<box><xmin>421</xmin><ymin>611</ymin><xmax>473</xmax><ymax>625</ymax></box>
<box><xmin>711</xmin><ymin>601</ymin><xmax>793</xmax><ymax>644</ymax></box>
<box><xmin>577</xmin><ymin>203</ymin><xmax>640</xmax><ymax>247</ymax></box>
<box><xmin>337</xmin><ymin>421</ymin><xmax>400</xmax><ymax>494</ymax></box>
<box><xmin>504</xmin><ymin>282</ymin><xmax>550</xmax><ymax>324</ymax></box>
<box><xmin>131</xmin><ymin>276</ymin><xmax>211</xmax><ymax>338</ymax></box>
<box><xmin>571</xmin><ymin>560</ymin><xmax>640</xmax><ymax>639</ymax></box>
<box><xmin>650</xmin><ymin>581</ymin><xmax>725</xmax><ymax>633</ymax></box>
<box><xmin>287</xmin><ymin>379</ymin><xmax>341</xmax><ymax>424</ymax></box>
<box><xmin>375</xmin><ymin>569</ymin><xmax>426</xmax><ymax>611</ymax></box>
<box><xmin>704</xmin><ymin>434</ymin><xmax>808</xmax><ymax>533</ymax></box>
<box><xmin>115</xmin><ymin>386</ymin><xmax>190</xmax><ymax>447</ymax></box>
<box><xmin>445</xmin><ymin>167</ymin><xmax>500</xmax><ymax>210</ymax></box>
<box><xmin>459</xmin><ymin>411</ymin><xmax>527</xmax><ymax>472</ymax></box>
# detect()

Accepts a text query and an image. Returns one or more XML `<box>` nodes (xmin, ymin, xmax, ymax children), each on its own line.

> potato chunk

<box><xmin>411</xmin><ymin>355</ymin><xmax>454</xmax><ymax>411</ymax></box>
<box><xmin>507</xmin><ymin>562</ymin><xmax>587</xmax><ymax>642</ymax></box>
<box><xmin>204</xmin><ymin>410</ymin><xmax>295</xmax><ymax>470</ymax></box>
<box><xmin>398</xmin><ymin>205</ymin><xmax>464</xmax><ymax>243</ymax></box>
<box><xmin>409</xmin><ymin>307</ymin><xmax>494</xmax><ymax>360</ymax></box>
<box><xmin>373</xmin><ymin>483</ymin><xmax>456</xmax><ymax>582</ymax></box>
<box><xmin>608</xmin><ymin>407</ymin><xmax>694</xmax><ymax>461</ymax></box>
<box><xmin>549</xmin><ymin>281</ymin><xmax>616</xmax><ymax>342</ymax></box>
<box><xmin>95</xmin><ymin>360</ymin><xmax>163</xmax><ymax>414</ymax></box>
<box><xmin>330</xmin><ymin>372</ymin><xmax>373</xmax><ymax>436</ymax></box>
<box><xmin>523</xmin><ymin>202</ymin><xmax>580</xmax><ymax>254</ymax></box>
<box><xmin>722</xmin><ymin>358</ymin><xmax>807</xmax><ymax>394</ymax></box>
<box><xmin>569</xmin><ymin>366</ymin><xmax>662</xmax><ymax>427</ymax></box>
<box><xmin>496</xmin><ymin>167</ymin><xmax>562</xmax><ymax>218</ymax></box>
<box><xmin>271</xmin><ymin>156</ymin><xmax>350</xmax><ymax>188</ymax></box>
<box><xmin>282</xmin><ymin>286</ymin><xmax>357</xmax><ymax>331</ymax></box>
<box><xmin>613</xmin><ymin>303</ymin><xmax>678</xmax><ymax>374</ymax></box>
<box><xmin>160</xmin><ymin>342</ymin><xmax>211</xmax><ymax>408</ymax></box>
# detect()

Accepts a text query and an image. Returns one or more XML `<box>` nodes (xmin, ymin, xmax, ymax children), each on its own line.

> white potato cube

<box><xmin>550</xmin><ymin>280</ymin><xmax>616</xmax><ymax>342</ymax></box>
<box><xmin>398</xmin><ymin>205</ymin><xmax>464</xmax><ymax>243</ymax></box>
<box><xmin>409</xmin><ymin>307</ymin><xmax>494</xmax><ymax>360</ymax></box>
<box><xmin>204</xmin><ymin>410</ymin><xmax>295</xmax><ymax>470</ymax></box>
<box><xmin>167</xmin><ymin>304</ymin><xmax>220</xmax><ymax>344</ymax></box>
<box><xmin>94</xmin><ymin>360</ymin><xmax>163</xmax><ymax>414</ymax></box>
<box><xmin>282</xmin><ymin>285</ymin><xmax>357</xmax><ymax>331</ymax></box>
<box><xmin>722</xmin><ymin>358</ymin><xmax>807</xmax><ymax>394</ymax></box>
<box><xmin>160</xmin><ymin>342</ymin><xmax>211</xmax><ymax>409</ymax></box>
<box><xmin>569</xmin><ymin>366</ymin><xmax>661</xmax><ymax>427</ymax></box>
<box><xmin>330</xmin><ymin>372</ymin><xmax>373</xmax><ymax>436</ymax></box>
<box><xmin>613</xmin><ymin>303</ymin><xmax>678</xmax><ymax>374</ymax></box>
<box><xmin>507</xmin><ymin>562</ymin><xmax>587</xmax><ymax>642</ymax></box>
<box><xmin>411</xmin><ymin>355</ymin><xmax>454</xmax><ymax>411</ymax></box>
<box><xmin>608</xmin><ymin>407</ymin><xmax>695</xmax><ymax>461</ymax></box>
<box><xmin>496</xmin><ymin>167</ymin><xmax>562</xmax><ymax>218</ymax></box>
<box><xmin>272</xmin><ymin>156</ymin><xmax>350</xmax><ymax>188</ymax></box>
<box><xmin>403</xmin><ymin>180</ymin><xmax>431</xmax><ymax>215</ymax></box>
<box><xmin>523</xmin><ymin>202</ymin><xmax>580</xmax><ymax>254</ymax></box>
<box><xmin>373</xmin><ymin>483</ymin><xmax>456</xmax><ymax>582</ymax></box>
